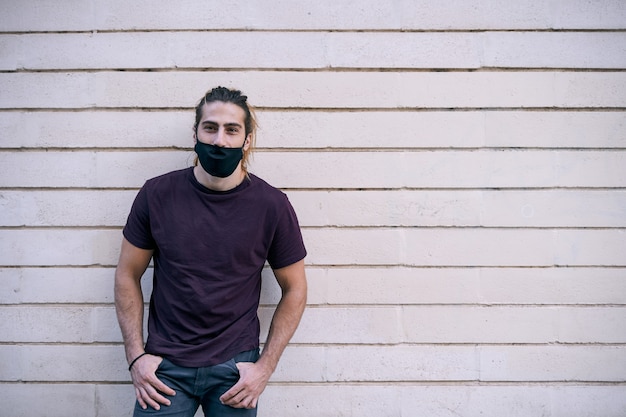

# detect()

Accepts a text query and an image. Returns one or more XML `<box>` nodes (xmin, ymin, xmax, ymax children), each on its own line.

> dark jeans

<box><xmin>133</xmin><ymin>349</ymin><xmax>260</xmax><ymax>417</ymax></box>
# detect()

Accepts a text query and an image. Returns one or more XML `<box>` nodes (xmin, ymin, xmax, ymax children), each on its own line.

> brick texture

<box><xmin>1</xmin><ymin>1</ymin><xmax>625</xmax><ymax>416</ymax></box>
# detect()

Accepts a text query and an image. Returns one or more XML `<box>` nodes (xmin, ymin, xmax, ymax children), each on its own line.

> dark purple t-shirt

<box><xmin>123</xmin><ymin>168</ymin><xmax>306</xmax><ymax>367</ymax></box>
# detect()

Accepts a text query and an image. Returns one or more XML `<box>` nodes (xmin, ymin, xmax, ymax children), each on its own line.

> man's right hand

<box><xmin>130</xmin><ymin>353</ymin><xmax>176</xmax><ymax>410</ymax></box>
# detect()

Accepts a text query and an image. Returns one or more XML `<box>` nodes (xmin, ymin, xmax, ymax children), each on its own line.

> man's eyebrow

<box><xmin>201</xmin><ymin>120</ymin><xmax>243</xmax><ymax>128</ymax></box>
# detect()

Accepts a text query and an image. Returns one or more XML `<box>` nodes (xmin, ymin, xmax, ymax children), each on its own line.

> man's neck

<box><xmin>193</xmin><ymin>165</ymin><xmax>245</xmax><ymax>192</ymax></box>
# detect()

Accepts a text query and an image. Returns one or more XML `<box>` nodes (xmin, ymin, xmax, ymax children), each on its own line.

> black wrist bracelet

<box><xmin>128</xmin><ymin>352</ymin><xmax>148</xmax><ymax>371</ymax></box>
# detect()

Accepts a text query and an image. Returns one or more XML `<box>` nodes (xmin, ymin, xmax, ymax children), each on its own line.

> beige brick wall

<box><xmin>1</xmin><ymin>1</ymin><xmax>625</xmax><ymax>416</ymax></box>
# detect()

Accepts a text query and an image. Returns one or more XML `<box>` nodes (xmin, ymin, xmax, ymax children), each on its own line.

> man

<box><xmin>114</xmin><ymin>86</ymin><xmax>307</xmax><ymax>416</ymax></box>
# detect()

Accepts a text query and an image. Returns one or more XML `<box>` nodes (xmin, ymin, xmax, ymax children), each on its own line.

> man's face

<box><xmin>195</xmin><ymin>101</ymin><xmax>250</xmax><ymax>149</ymax></box>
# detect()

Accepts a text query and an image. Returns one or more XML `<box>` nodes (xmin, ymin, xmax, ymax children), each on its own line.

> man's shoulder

<box><xmin>144</xmin><ymin>168</ymin><xmax>190</xmax><ymax>188</ymax></box>
<box><xmin>248</xmin><ymin>174</ymin><xmax>286</xmax><ymax>198</ymax></box>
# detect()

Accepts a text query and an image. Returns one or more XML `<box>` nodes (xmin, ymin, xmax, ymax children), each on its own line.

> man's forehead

<box><xmin>200</xmin><ymin>102</ymin><xmax>245</xmax><ymax>125</ymax></box>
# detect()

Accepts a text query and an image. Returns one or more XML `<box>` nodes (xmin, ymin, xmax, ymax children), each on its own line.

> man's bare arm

<box><xmin>114</xmin><ymin>238</ymin><xmax>151</xmax><ymax>363</ymax></box>
<box><xmin>114</xmin><ymin>237</ymin><xmax>175</xmax><ymax>410</ymax></box>
<box><xmin>258</xmin><ymin>259</ymin><xmax>308</xmax><ymax>372</ymax></box>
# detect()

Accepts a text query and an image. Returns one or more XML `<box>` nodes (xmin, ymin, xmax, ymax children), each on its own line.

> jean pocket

<box><xmin>221</xmin><ymin>358</ymin><xmax>240</xmax><ymax>378</ymax></box>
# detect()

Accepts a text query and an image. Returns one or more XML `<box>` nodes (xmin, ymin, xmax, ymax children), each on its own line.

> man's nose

<box><xmin>213</xmin><ymin>128</ymin><xmax>227</xmax><ymax>147</ymax></box>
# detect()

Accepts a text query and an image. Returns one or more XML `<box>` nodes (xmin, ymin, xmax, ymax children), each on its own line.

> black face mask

<box><xmin>194</xmin><ymin>141</ymin><xmax>245</xmax><ymax>178</ymax></box>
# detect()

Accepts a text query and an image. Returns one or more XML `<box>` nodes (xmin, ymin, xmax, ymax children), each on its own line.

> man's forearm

<box><xmin>114</xmin><ymin>272</ymin><xmax>146</xmax><ymax>363</ymax></box>
<box><xmin>114</xmin><ymin>238</ymin><xmax>153</xmax><ymax>364</ymax></box>
<box><xmin>257</xmin><ymin>285</ymin><xmax>307</xmax><ymax>372</ymax></box>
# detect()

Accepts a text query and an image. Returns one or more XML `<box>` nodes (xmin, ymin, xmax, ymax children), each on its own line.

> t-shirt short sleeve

<box><xmin>123</xmin><ymin>184</ymin><xmax>156</xmax><ymax>250</ymax></box>
<box><xmin>266</xmin><ymin>194</ymin><xmax>307</xmax><ymax>270</ymax></box>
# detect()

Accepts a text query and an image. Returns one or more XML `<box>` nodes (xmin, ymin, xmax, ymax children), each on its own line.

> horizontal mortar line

<box><xmin>481</xmin><ymin>67</ymin><xmax>626</xmax><ymax>73</ymax></box>
<box><xmin>0</xmin><ymin>264</ymin><xmax>123</xmax><ymax>269</ymax></box>
<box><xmin>0</xmin><ymin>186</ymin><xmax>144</xmax><ymax>191</ymax></box>
<box><xmin>1</xmin><ymin>380</ymin><xmax>624</xmax><ymax>387</ymax></box>
<box><xmin>2</xmin><ymin>107</ymin><xmax>626</xmax><ymax>113</ymax></box>
<box><xmin>476</xmin><ymin>380</ymin><xmax>626</xmax><ymax>385</ymax></box>
<box><xmin>0</xmin><ymin>381</ymin><xmax>138</xmax><ymax>385</ymax></box>
<box><xmin>0</xmin><ymin>264</ymin><xmax>119</xmax><ymax>269</ymax></box>
<box><xmin>0</xmin><ymin>226</ymin><xmax>123</xmax><ymax>230</ymax></box>
<box><xmin>3</xmin><ymin>379</ymin><xmax>625</xmax><ymax>385</ymax></box>
<box><xmin>292</xmin><ymin>263</ymin><xmax>626</xmax><ymax>269</ymax></box>
<box><xmin>299</xmin><ymin>225</ymin><xmax>626</xmax><ymax>230</ymax></box>
<box><xmin>4</xmin><ymin>341</ymin><xmax>626</xmax><ymax>347</ymax></box>
<box><xmin>315</xmin><ymin>224</ymin><xmax>626</xmax><ymax>230</ymax></box>
<box><xmin>300</xmin><ymin>264</ymin><xmax>626</xmax><ymax>269</ymax></box>
<box><xmin>278</xmin><ymin>344</ymin><xmax>626</xmax><ymax>351</ymax></box>
<box><xmin>265</xmin><ymin>380</ymin><xmax>626</xmax><ymax>387</ymax></box>
<box><xmin>2</xmin><ymin>264</ymin><xmax>624</xmax><ymax>270</ymax></box>
<box><xmin>4</xmin><ymin>67</ymin><xmax>626</xmax><ymax>74</ymax></box>
<box><xmin>2</xmin><ymin>225</ymin><xmax>625</xmax><ymax>231</ymax></box>
<box><xmin>2</xmin><ymin>264</ymin><xmax>625</xmax><ymax>269</ymax></box>
<box><xmin>3</xmin><ymin>302</ymin><xmax>626</xmax><ymax>308</ymax></box>
<box><xmin>283</xmin><ymin>342</ymin><xmax>626</xmax><ymax>347</ymax></box>
<box><xmin>262</xmin><ymin>106</ymin><xmax>626</xmax><ymax>112</ymax></box>
<box><xmin>0</xmin><ymin>303</ymin><xmax>119</xmax><ymax>308</ymax></box>
<box><xmin>271</xmin><ymin>381</ymin><xmax>626</xmax><ymax>386</ymax></box>
<box><xmin>172</xmin><ymin>146</ymin><xmax>622</xmax><ymax>152</ymax></box>
<box><xmin>4</xmin><ymin>343</ymin><xmax>626</xmax><ymax>351</ymax></box>
<box><xmin>3</xmin><ymin>147</ymin><xmax>626</xmax><ymax>152</ymax></box>
<box><xmin>1</xmin><ymin>186</ymin><xmax>625</xmax><ymax>192</ymax></box>
<box><xmin>3</xmin><ymin>28</ymin><xmax>626</xmax><ymax>35</ymax></box>
<box><xmin>0</xmin><ymin>342</ymin><xmax>124</xmax><ymax>347</ymax></box>
<box><xmin>220</xmin><ymin>186</ymin><xmax>626</xmax><ymax>192</ymax></box>
<box><xmin>302</xmin><ymin>303</ymin><xmax>626</xmax><ymax>308</ymax></box>
<box><xmin>264</xmin><ymin>380</ymin><xmax>626</xmax><ymax>386</ymax></box>
<box><xmin>0</xmin><ymin>146</ymin><xmax>193</xmax><ymax>152</ymax></box>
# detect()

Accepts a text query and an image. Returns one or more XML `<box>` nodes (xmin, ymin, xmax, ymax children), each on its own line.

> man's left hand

<box><xmin>219</xmin><ymin>361</ymin><xmax>272</xmax><ymax>409</ymax></box>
